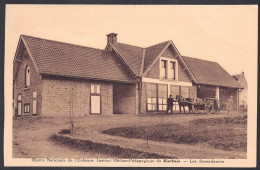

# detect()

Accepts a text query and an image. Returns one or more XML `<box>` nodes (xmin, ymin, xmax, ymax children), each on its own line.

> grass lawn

<box><xmin>103</xmin><ymin>115</ymin><xmax>247</xmax><ymax>152</ymax></box>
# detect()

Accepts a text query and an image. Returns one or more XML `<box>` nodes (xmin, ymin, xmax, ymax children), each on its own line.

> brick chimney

<box><xmin>107</xmin><ymin>33</ymin><xmax>118</xmax><ymax>46</ymax></box>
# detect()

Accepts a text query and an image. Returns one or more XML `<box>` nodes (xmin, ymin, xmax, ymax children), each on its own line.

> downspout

<box><xmin>137</xmin><ymin>76</ymin><xmax>142</xmax><ymax>115</ymax></box>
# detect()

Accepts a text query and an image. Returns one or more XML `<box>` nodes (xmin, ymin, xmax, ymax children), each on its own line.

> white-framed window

<box><xmin>160</xmin><ymin>60</ymin><xmax>167</xmax><ymax>79</ymax></box>
<box><xmin>33</xmin><ymin>91</ymin><xmax>37</xmax><ymax>115</ymax></box>
<box><xmin>18</xmin><ymin>94</ymin><xmax>22</xmax><ymax>101</ymax></box>
<box><xmin>91</xmin><ymin>84</ymin><xmax>100</xmax><ymax>94</ymax></box>
<box><xmin>147</xmin><ymin>97</ymin><xmax>157</xmax><ymax>111</ymax></box>
<box><xmin>158</xmin><ymin>84</ymin><xmax>168</xmax><ymax>111</ymax></box>
<box><xmin>146</xmin><ymin>83</ymin><xmax>157</xmax><ymax>111</ymax></box>
<box><xmin>169</xmin><ymin>61</ymin><xmax>176</xmax><ymax>80</ymax></box>
<box><xmin>25</xmin><ymin>65</ymin><xmax>30</xmax><ymax>87</ymax></box>
<box><xmin>24</xmin><ymin>103</ymin><xmax>30</xmax><ymax>114</ymax></box>
<box><xmin>160</xmin><ymin>57</ymin><xmax>178</xmax><ymax>81</ymax></box>
<box><xmin>146</xmin><ymin>83</ymin><xmax>168</xmax><ymax>112</ymax></box>
<box><xmin>33</xmin><ymin>91</ymin><xmax>37</xmax><ymax>98</ymax></box>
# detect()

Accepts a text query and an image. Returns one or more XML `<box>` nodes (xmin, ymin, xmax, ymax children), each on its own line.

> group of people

<box><xmin>166</xmin><ymin>94</ymin><xmax>234</xmax><ymax>115</ymax></box>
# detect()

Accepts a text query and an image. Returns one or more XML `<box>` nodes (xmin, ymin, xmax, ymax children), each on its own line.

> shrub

<box><xmin>58</xmin><ymin>129</ymin><xmax>71</xmax><ymax>134</ymax></box>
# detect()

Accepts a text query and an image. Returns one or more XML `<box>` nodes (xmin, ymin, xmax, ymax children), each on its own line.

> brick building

<box><xmin>13</xmin><ymin>33</ymin><xmax>242</xmax><ymax>117</ymax></box>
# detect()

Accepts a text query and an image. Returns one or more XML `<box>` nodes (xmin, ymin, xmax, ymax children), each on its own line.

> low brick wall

<box><xmin>41</xmin><ymin>78</ymin><xmax>113</xmax><ymax>117</ymax></box>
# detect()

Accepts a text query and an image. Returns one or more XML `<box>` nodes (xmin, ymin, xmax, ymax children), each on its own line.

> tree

<box><xmin>144</xmin><ymin>113</ymin><xmax>165</xmax><ymax>148</ymax></box>
<box><xmin>68</xmin><ymin>83</ymin><xmax>76</xmax><ymax>133</ymax></box>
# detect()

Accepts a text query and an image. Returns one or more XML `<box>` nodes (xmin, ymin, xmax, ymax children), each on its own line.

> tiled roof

<box><xmin>116</xmin><ymin>43</ymin><xmax>144</xmax><ymax>76</ymax></box>
<box><xmin>113</xmin><ymin>41</ymin><xmax>170</xmax><ymax>76</ymax></box>
<box><xmin>182</xmin><ymin>56</ymin><xmax>242</xmax><ymax>88</ymax></box>
<box><xmin>21</xmin><ymin>35</ymin><xmax>136</xmax><ymax>83</ymax></box>
<box><xmin>20</xmin><ymin>35</ymin><xmax>242</xmax><ymax>88</ymax></box>
<box><xmin>143</xmin><ymin>41</ymin><xmax>170</xmax><ymax>73</ymax></box>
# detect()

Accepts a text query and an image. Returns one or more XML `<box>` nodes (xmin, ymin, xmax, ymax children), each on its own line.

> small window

<box><xmin>33</xmin><ymin>91</ymin><xmax>37</xmax><ymax>115</ymax></box>
<box><xmin>25</xmin><ymin>66</ymin><xmax>30</xmax><ymax>87</ymax></box>
<box><xmin>147</xmin><ymin>97</ymin><xmax>157</xmax><ymax>111</ymax></box>
<box><xmin>24</xmin><ymin>103</ymin><xmax>30</xmax><ymax>113</ymax></box>
<box><xmin>33</xmin><ymin>100</ymin><xmax>37</xmax><ymax>115</ymax></box>
<box><xmin>33</xmin><ymin>91</ymin><xmax>37</xmax><ymax>98</ymax></box>
<box><xmin>169</xmin><ymin>61</ymin><xmax>176</xmax><ymax>80</ymax></box>
<box><xmin>158</xmin><ymin>98</ymin><xmax>167</xmax><ymax>111</ymax></box>
<box><xmin>160</xmin><ymin>60</ymin><xmax>167</xmax><ymax>79</ymax></box>
<box><xmin>18</xmin><ymin>94</ymin><xmax>22</xmax><ymax>101</ymax></box>
<box><xmin>91</xmin><ymin>85</ymin><xmax>100</xmax><ymax>94</ymax></box>
<box><xmin>17</xmin><ymin>94</ymin><xmax>22</xmax><ymax>116</ymax></box>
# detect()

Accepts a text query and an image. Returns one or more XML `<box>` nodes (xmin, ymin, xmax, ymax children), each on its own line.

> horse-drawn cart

<box><xmin>178</xmin><ymin>97</ymin><xmax>220</xmax><ymax>114</ymax></box>
<box><xmin>190</xmin><ymin>97</ymin><xmax>220</xmax><ymax>114</ymax></box>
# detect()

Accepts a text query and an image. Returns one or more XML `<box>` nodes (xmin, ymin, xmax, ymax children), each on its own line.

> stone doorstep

<box><xmin>58</xmin><ymin>133</ymin><xmax>246</xmax><ymax>159</ymax></box>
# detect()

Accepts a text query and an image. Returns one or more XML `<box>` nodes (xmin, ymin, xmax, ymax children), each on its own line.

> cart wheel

<box><xmin>205</xmin><ymin>105</ymin><xmax>213</xmax><ymax>114</ymax></box>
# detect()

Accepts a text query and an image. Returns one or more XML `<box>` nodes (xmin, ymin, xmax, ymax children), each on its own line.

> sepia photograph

<box><xmin>4</xmin><ymin>4</ymin><xmax>257</xmax><ymax>167</ymax></box>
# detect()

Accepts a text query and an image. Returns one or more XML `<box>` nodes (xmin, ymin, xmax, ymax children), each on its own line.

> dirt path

<box><xmin>13</xmin><ymin>117</ymin><xmax>111</xmax><ymax>158</ymax></box>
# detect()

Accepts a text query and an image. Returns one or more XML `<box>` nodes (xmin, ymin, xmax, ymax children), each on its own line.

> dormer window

<box><xmin>25</xmin><ymin>65</ymin><xmax>30</xmax><ymax>87</ymax></box>
<box><xmin>170</xmin><ymin>61</ymin><xmax>176</xmax><ymax>80</ymax></box>
<box><xmin>160</xmin><ymin>57</ymin><xmax>178</xmax><ymax>80</ymax></box>
<box><xmin>160</xmin><ymin>60</ymin><xmax>167</xmax><ymax>79</ymax></box>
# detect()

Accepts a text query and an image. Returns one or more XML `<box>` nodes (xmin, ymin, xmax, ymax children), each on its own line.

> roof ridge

<box><xmin>145</xmin><ymin>40</ymin><xmax>171</xmax><ymax>49</ymax></box>
<box><xmin>118</xmin><ymin>40</ymin><xmax>171</xmax><ymax>49</ymax></box>
<box><xmin>117</xmin><ymin>42</ymin><xmax>145</xmax><ymax>49</ymax></box>
<box><xmin>21</xmin><ymin>34</ymin><xmax>109</xmax><ymax>52</ymax></box>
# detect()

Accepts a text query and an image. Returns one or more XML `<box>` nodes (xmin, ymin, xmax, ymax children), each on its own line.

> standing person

<box><xmin>167</xmin><ymin>95</ymin><xmax>174</xmax><ymax>114</ymax></box>
<box><xmin>227</xmin><ymin>95</ymin><xmax>234</xmax><ymax>115</ymax></box>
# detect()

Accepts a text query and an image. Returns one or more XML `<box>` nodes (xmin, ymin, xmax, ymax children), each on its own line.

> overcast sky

<box><xmin>5</xmin><ymin>5</ymin><xmax>258</xmax><ymax>79</ymax></box>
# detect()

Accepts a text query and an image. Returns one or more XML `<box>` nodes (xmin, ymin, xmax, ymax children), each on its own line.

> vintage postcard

<box><xmin>4</xmin><ymin>4</ymin><xmax>257</xmax><ymax>167</ymax></box>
